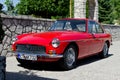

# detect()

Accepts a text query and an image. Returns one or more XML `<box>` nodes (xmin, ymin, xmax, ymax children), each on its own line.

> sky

<box><xmin>0</xmin><ymin>0</ymin><xmax>19</xmax><ymax>10</ymax></box>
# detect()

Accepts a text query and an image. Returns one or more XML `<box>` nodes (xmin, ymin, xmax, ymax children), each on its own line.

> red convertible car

<box><xmin>12</xmin><ymin>18</ymin><xmax>112</xmax><ymax>70</ymax></box>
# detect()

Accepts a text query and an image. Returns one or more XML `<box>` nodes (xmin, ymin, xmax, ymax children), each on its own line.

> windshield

<box><xmin>49</xmin><ymin>20</ymin><xmax>86</xmax><ymax>32</ymax></box>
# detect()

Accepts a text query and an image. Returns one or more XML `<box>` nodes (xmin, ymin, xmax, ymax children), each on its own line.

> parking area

<box><xmin>6</xmin><ymin>41</ymin><xmax>120</xmax><ymax>80</ymax></box>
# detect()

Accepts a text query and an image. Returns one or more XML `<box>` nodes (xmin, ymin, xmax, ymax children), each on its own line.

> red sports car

<box><xmin>12</xmin><ymin>18</ymin><xmax>112</xmax><ymax>70</ymax></box>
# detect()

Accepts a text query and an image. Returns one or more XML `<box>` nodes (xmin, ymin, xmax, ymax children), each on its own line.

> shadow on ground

<box><xmin>75</xmin><ymin>54</ymin><xmax>113</xmax><ymax>68</ymax></box>
<box><xmin>17</xmin><ymin>54</ymin><xmax>113</xmax><ymax>71</ymax></box>
<box><xmin>18</xmin><ymin>61</ymin><xmax>65</xmax><ymax>72</ymax></box>
<box><xmin>6</xmin><ymin>71</ymin><xmax>57</xmax><ymax>80</ymax></box>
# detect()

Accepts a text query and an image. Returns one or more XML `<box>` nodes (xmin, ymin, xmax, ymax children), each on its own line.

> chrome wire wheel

<box><xmin>99</xmin><ymin>43</ymin><xmax>109</xmax><ymax>58</ymax></box>
<box><xmin>103</xmin><ymin>43</ymin><xmax>108</xmax><ymax>57</ymax></box>
<box><xmin>60</xmin><ymin>45</ymin><xmax>77</xmax><ymax>70</ymax></box>
<box><xmin>65</xmin><ymin>48</ymin><xmax>76</xmax><ymax>67</ymax></box>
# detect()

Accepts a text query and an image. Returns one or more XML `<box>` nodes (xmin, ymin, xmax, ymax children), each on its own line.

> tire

<box><xmin>60</xmin><ymin>45</ymin><xmax>77</xmax><ymax>70</ymax></box>
<box><xmin>99</xmin><ymin>43</ymin><xmax>109</xmax><ymax>58</ymax></box>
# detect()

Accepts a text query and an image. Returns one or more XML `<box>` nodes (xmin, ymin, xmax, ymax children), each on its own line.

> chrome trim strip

<box><xmin>60</xmin><ymin>40</ymin><xmax>79</xmax><ymax>42</ymax></box>
<box><xmin>60</xmin><ymin>39</ymin><xmax>89</xmax><ymax>42</ymax></box>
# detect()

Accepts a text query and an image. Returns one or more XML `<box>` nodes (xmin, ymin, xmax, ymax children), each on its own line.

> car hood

<box><xmin>15</xmin><ymin>31</ymin><xmax>86</xmax><ymax>46</ymax></box>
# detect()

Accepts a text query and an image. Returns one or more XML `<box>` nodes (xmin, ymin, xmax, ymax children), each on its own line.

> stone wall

<box><xmin>103</xmin><ymin>24</ymin><xmax>120</xmax><ymax>41</ymax></box>
<box><xmin>0</xmin><ymin>14</ymin><xmax>120</xmax><ymax>56</ymax></box>
<box><xmin>0</xmin><ymin>14</ymin><xmax>54</xmax><ymax>56</ymax></box>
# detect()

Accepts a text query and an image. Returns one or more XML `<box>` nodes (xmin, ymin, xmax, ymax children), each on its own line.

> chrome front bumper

<box><xmin>16</xmin><ymin>52</ymin><xmax>63</xmax><ymax>60</ymax></box>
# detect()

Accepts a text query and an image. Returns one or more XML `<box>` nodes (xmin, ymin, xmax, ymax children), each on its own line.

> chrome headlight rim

<box><xmin>52</xmin><ymin>38</ymin><xmax>60</xmax><ymax>48</ymax></box>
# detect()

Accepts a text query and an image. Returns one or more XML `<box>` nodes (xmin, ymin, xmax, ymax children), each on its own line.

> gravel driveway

<box><xmin>6</xmin><ymin>41</ymin><xmax>120</xmax><ymax>80</ymax></box>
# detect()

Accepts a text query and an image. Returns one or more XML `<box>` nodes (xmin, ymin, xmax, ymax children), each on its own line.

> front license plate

<box><xmin>18</xmin><ymin>54</ymin><xmax>37</xmax><ymax>61</ymax></box>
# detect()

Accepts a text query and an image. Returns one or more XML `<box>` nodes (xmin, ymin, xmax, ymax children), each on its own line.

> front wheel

<box><xmin>99</xmin><ymin>43</ymin><xmax>109</xmax><ymax>58</ymax></box>
<box><xmin>60</xmin><ymin>45</ymin><xmax>77</xmax><ymax>70</ymax></box>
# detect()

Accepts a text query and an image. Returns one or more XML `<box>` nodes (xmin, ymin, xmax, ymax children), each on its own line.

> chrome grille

<box><xmin>16</xmin><ymin>44</ymin><xmax>46</xmax><ymax>53</ymax></box>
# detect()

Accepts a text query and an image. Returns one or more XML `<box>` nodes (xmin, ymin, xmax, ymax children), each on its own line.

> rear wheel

<box><xmin>60</xmin><ymin>45</ymin><xmax>77</xmax><ymax>70</ymax></box>
<box><xmin>99</xmin><ymin>43</ymin><xmax>109</xmax><ymax>58</ymax></box>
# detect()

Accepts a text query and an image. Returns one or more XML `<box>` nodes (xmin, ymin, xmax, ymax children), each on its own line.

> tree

<box><xmin>15</xmin><ymin>0</ymin><xmax>69</xmax><ymax>19</ymax></box>
<box><xmin>5</xmin><ymin>0</ymin><xmax>14</xmax><ymax>15</ymax></box>
<box><xmin>98</xmin><ymin>0</ymin><xmax>120</xmax><ymax>24</ymax></box>
<box><xmin>98</xmin><ymin>0</ymin><xmax>112</xmax><ymax>24</ymax></box>
<box><xmin>109</xmin><ymin>0</ymin><xmax>120</xmax><ymax>24</ymax></box>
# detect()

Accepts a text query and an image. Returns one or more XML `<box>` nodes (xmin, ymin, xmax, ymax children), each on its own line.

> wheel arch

<box><xmin>65</xmin><ymin>42</ymin><xmax>79</xmax><ymax>57</ymax></box>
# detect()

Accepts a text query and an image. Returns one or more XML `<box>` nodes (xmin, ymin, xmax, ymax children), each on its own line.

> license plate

<box><xmin>18</xmin><ymin>53</ymin><xmax>37</xmax><ymax>61</ymax></box>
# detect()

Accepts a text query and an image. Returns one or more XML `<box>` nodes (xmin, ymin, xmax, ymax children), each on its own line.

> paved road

<box><xmin>6</xmin><ymin>41</ymin><xmax>120</xmax><ymax>80</ymax></box>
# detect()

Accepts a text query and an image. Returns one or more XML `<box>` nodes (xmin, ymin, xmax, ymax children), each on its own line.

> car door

<box><xmin>87</xmin><ymin>20</ymin><xmax>103</xmax><ymax>54</ymax></box>
<box><xmin>76</xmin><ymin>20</ymin><xmax>94</xmax><ymax>58</ymax></box>
<box><xmin>94</xmin><ymin>22</ymin><xmax>105</xmax><ymax>52</ymax></box>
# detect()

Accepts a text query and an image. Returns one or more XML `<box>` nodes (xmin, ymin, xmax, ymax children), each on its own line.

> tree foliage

<box><xmin>11</xmin><ymin>0</ymin><xmax>120</xmax><ymax>24</ymax></box>
<box><xmin>15</xmin><ymin>0</ymin><xmax>69</xmax><ymax>19</ymax></box>
<box><xmin>98</xmin><ymin>0</ymin><xmax>112</xmax><ymax>24</ymax></box>
<box><xmin>99</xmin><ymin>0</ymin><xmax>120</xmax><ymax>24</ymax></box>
<box><xmin>109</xmin><ymin>0</ymin><xmax>120</xmax><ymax>24</ymax></box>
<box><xmin>0</xmin><ymin>3</ymin><xmax>3</xmax><ymax>13</ymax></box>
<box><xmin>5</xmin><ymin>0</ymin><xmax>14</xmax><ymax>14</ymax></box>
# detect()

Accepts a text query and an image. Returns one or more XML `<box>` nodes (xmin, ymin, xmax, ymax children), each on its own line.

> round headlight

<box><xmin>52</xmin><ymin>38</ymin><xmax>60</xmax><ymax>48</ymax></box>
